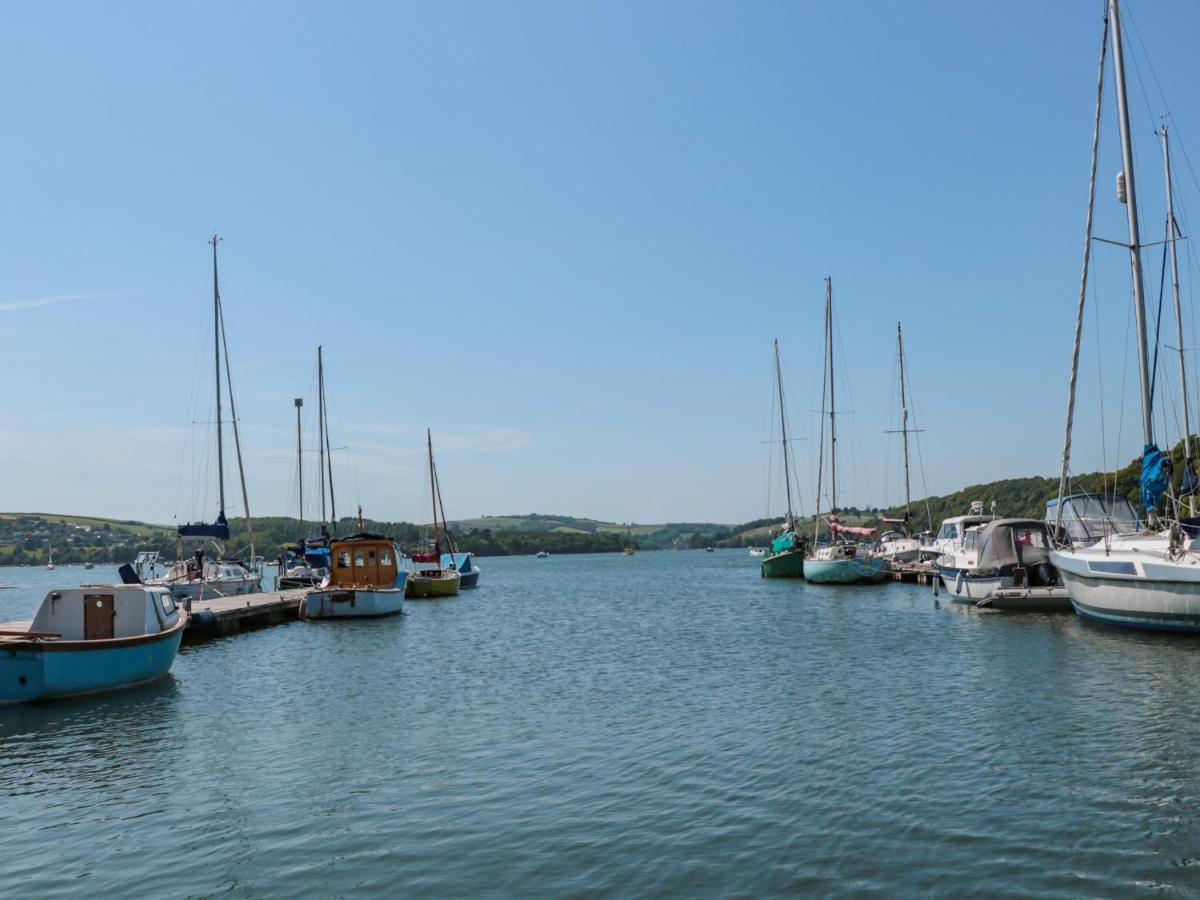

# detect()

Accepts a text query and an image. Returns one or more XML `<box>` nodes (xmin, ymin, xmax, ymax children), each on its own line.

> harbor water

<box><xmin>4</xmin><ymin>551</ymin><xmax>1200</xmax><ymax>896</ymax></box>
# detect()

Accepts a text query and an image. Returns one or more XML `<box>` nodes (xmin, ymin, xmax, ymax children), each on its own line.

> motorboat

<box><xmin>922</xmin><ymin>502</ymin><xmax>997</xmax><ymax>561</ymax></box>
<box><xmin>137</xmin><ymin>547</ymin><xmax>260</xmax><ymax>604</ymax></box>
<box><xmin>0</xmin><ymin>585</ymin><xmax>187</xmax><ymax>703</ymax></box>
<box><xmin>748</xmin><ymin>548</ymin><xmax>765</xmax><ymax>558</ymax></box>
<box><xmin>875</xmin><ymin>530</ymin><xmax>925</xmax><ymax>566</ymax></box>
<box><xmin>536</xmin><ymin>551</ymin><xmax>549</xmax><ymax>559</ymax></box>
<box><xmin>937</xmin><ymin>518</ymin><xmax>1063</xmax><ymax>605</ymax></box>
<box><xmin>302</xmin><ymin>534</ymin><xmax>407</xmax><ymax>619</ymax></box>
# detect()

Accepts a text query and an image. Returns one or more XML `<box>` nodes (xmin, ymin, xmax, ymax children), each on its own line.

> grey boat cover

<box><xmin>974</xmin><ymin>518</ymin><xmax>1053</xmax><ymax>575</ymax></box>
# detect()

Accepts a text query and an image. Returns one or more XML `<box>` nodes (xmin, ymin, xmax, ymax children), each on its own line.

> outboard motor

<box><xmin>1029</xmin><ymin>561</ymin><xmax>1057</xmax><ymax>587</ymax></box>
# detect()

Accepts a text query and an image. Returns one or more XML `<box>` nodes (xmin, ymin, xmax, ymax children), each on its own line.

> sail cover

<box><xmin>829</xmin><ymin>514</ymin><xmax>876</xmax><ymax>538</ymax></box>
<box><xmin>1140</xmin><ymin>444</ymin><xmax>1172</xmax><ymax>513</ymax></box>
<box><xmin>178</xmin><ymin>512</ymin><xmax>230</xmax><ymax>540</ymax></box>
<box><xmin>1182</xmin><ymin>457</ymin><xmax>1199</xmax><ymax>496</ymax></box>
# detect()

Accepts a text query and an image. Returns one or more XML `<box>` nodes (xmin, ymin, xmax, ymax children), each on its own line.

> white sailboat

<box><xmin>45</xmin><ymin>542</ymin><xmax>54</xmax><ymax>570</ymax></box>
<box><xmin>1051</xmin><ymin>0</ymin><xmax>1200</xmax><ymax>631</ymax></box>
<box><xmin>804</xmin><ymin>278</ymin><xmax>889</xmax><ymax>585</ymax></box>
<box><xmin>141</xmin><ymin>236</ymin><xmax>261</xmax><ymax>604</ymax></box>
<box><xmin>875</xmin><ymin>323</ymin><xmax>926</xmax><ymax>566</ymax></box>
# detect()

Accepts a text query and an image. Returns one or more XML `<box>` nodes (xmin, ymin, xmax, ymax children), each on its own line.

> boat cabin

<box><xmin>1045</xmin><ymin>493</ymin><xmax>1140</xmax><ymax>544</ymax></box>
<box><xmin>973</xmin><ymin>519</ymin><xmax>1058</xmax><ymax>586</ymax></box>
<box><xmin>328</xmin><ymin>535</ymin><xmax>402</xmax><ymax>589</ymax></box>
<box><xmin>28</xmin><ymin>585</ymin><xmax>180</xmax><ymax>641</ymax></box>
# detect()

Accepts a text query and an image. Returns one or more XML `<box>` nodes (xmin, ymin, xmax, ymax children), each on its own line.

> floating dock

<box><xmin>890</xmin><ymin>563</ymin><xmax>938</xmax><ymax>585</ymax></box>
<box><xmin>182</xmin><ymin>589</ymin><xmax>307</xmax><ymax>641</ymax></box>
<box><xmin>0</xmin><ymin>588</ymin><xmax>309</xmax><ymax>645</ymax></box>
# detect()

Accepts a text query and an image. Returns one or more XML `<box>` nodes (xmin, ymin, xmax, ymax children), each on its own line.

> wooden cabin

<box><xmin>328</xmin><ymin>535</ymin><xmax>400</xmax><ymax>589</ymax></box>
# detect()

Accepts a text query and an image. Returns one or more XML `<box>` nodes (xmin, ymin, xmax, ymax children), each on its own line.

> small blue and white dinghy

<box><xmin>0</xmin><ymin>585</ymin><xmax>187</xmax><ymax>704</ymax></box>
<box><xmin>301</xmin><ymin>534</ymin><xmax>408</xmax><ymax>619</ymax></box>
<box><xmin>441</xmin><ymin>552</ymin><xmax>480</xmax><ymax>589</ymax></box>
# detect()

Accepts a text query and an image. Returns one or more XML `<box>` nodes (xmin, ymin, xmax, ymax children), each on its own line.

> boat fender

<box><xmin>190</xmin><ymin>608</ymin><xmax>218</xmax><ymax>631</ymax></box>
<box><xmin>955</xmin><ymin>571</ymin><xmax>965</xmax><ymax>595</ymax></box>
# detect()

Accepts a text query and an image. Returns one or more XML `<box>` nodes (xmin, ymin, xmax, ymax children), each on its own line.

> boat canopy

<box><xmin>178</xmin><ymin>512</ymin><xmax>230</xmax><ymax>540</ymax></box>
<box><xmin>1045</xmin><ymin>493</ymin><xmax>1139</xmax><ymax>543</ymax></box>
<box><xmin>770</xmin><ymin>531</ymin><xmax>802</xmax><ymax>554</ymax></box>
<box><xmin>974</xmin><ymin>519</ymin><xmax>1053</xmax><ymax>575</ymax></box>
<box><xmin>1141</xmin><ymin>444</ymin><xmax>1172</xmax><ymax>513</ymax></box>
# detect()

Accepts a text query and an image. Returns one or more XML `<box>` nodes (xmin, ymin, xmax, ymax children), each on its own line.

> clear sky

<box><xmin>2</xmin><ymin>0</ymin><xmax>1199</xmax><ymax>527</ymax></box>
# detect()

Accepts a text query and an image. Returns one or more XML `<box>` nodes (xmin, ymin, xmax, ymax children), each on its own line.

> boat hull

<box><xmin>1052</xmin><ymin>550</ymin><xmax>1200</xmax><ymax>631</ymax></box>
<box><xmin>761</xmin><ymin>549</ymin><xmax>805</xmax><ymax>578</ymax></box>
<box><xmin>936</xmin><ymin>566</ymin><xmax>1005</xmax><ymax>603</ymax></box>
<box><xmin>458</xmin><ymin>570</ymin><xmax>479</xmax><ymax>589</ymax></box>
<box><xmin>804</xmin><ymin>557</ymin><xmax>889</xmax><ymax>584</ymax></box>
<box><xmin>0</xmin><ymin>616</ymin><xmax>186</xmax><ymax>704</ymax></box>
<box><xmin>405</xmin><ymin>572</ymin><xmax>462</xmax><ymax>599</ymax></box>
<box><xmin>303</xmin><ymin>585</ymin><xmax>406</xmax><ymax>620</ymax></box>
<box><xmin>159</xmin><ymin>575</ymin><xmax>262</xmax><ymax>604</ymax></box>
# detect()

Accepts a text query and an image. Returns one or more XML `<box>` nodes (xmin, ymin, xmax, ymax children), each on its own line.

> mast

<box><xmin>1110</xmin><ymin>0</ymin><xmax>1154</xmax><ymax>449</ymax></box>
<box><xmin>1163</xmin><ymin>124</ymin><xmax>1194</xmax><ymax>515</ymax></box>
<box><xmin>211</xmin><ymin>234</ymin><xmax>226</xmax><ymax>517</ymax></box>
<box><xmin>826</xmin><ymin>277</ymin><xmax>837</xmax><ymax>517</ymax></box>
<box><xmin>773</xmin><ymin>339</ymin><xmax>796</xmax><ymax>528</ymax></box>
<box><xmin>427</xmin><ymin>429</ymin><xmax>440</xmax><ymax>553</ymax></box>
<box><xmin>295</xmin><ymin>397</ymin><xmax>304</xmax><ymax>533</ymax></box>
<box><xmin>1056</xmin><ymin>8</ymin><xmax>1108</xmax><ymax>536</ymax></box>
<box><xmin>321</xmin><ymin>348</ymin><xmax>337</xmax><ymax>528</ymax></box>
<box><xmin>813</xmin><ymin>298</ymin><xmax>828</xmax><ymax>543</ymax></box>
<box><xmin>897</xmin><ymin>323</ymin><xmax>912</xmax><ymax>526</ymax></box>
<box><xmin>318</xmin><ymin>346</ymin><xmax>326</xmax><ymax>525</ymax></box>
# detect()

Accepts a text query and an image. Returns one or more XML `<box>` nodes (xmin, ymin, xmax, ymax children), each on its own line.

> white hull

<box><xmin>1052</xmin><ymin>545</ymin><xmax>1200</xmax><ymax>631</ymax></box>
<box><xmin>303</xmin><ymin>587</ymin><xmax>406</xmax><ymax>619</ymax></box>
<box><xmin>936</xmin><ymin>566</ymin><xmax>1005</xmax><ymax>602</ymax></box>
<box><xmin>153</xmin><ymin>575</ymin><xmax>261</xmax><ymax>604</ymax></box>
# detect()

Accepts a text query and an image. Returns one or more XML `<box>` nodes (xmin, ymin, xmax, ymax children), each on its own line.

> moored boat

<box><xmin>874</xmin><ymin>323</ymin><xmax>928</xmax><ymax>568</ymax></box>
<box><xmin>441</xmin><ymin>552</ymin><xmax>480</xmax><ymax>588</ymax></box>
<box><xmin>405</xmin><ymin>430</ymin><xmax>462</xmax><ymax>600</ymax></box>
<box><xmin>937</xmin><ymin>518</ymin><xmax>1061</xmax><ymax>604</ymax></box>
<box><xmin>0</xmin><ymin>585</ymin><xmax>187</xmax><ymax>704</ymax></box>
<box><xmin>302</xmin><ymin>533</ymin><xmax>407</xmax><ymax>619</ymax></box>
<box><xmin>804</xmin><ymin>278</ymin><xmax>887</xmax><ymax>586</ymax></box>
<box><xmin>1049</xmin><ymin>1</ymin><xmax>1200</xmax><ymax>632</ymax></box>
<box><xmin>760</xmin><ymin>338</ymin><xmax>807</xmax><ymax>579</ymax></box>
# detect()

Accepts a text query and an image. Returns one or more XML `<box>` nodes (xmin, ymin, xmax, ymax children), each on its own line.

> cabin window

<box><xmin>937</xmin><ymin>523</ymin><xmax>955</xmax><ymax>540</ymax></box>
<box><xmin>159</xmin><ymin>593</ymin><xmax>176</xmax><ymax>616</ymax></box>
<box><xmin>337</xmin><ymin>551</ymin><xmax>351</xmax><ymax>569</ymax></box>
<box><xmin>380</xmin><ymin>548</ymin><xmax>393</xmax><ymax>566</ymax></box>
<box><xmin>354</xmin><ymin>551</ymin><xmax>365</xmax><ymax>567</ymax></box>
<box><xmin>368</xmin><ymin>549</ymin><xmax>376</xmax><ymax>563</ymax></box>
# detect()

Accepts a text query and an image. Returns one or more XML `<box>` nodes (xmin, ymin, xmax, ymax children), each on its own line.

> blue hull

<box><xmin>0</xmin><ymin>628</ymin><xmax>184</xmax><ymax>704</ymax></box>
<box><xmin>459</xmin><ymin>570</ymin><xmax>479</xmax><ymax>589</ymax></box>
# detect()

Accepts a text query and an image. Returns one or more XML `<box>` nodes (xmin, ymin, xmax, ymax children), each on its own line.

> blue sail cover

<box><xmin>177</xmin><ymin>512</ymin><xmax>231</xmax><ymax>540</ymax></box>
<box><xmin>1141</xmin><ymin>444</ymin><xmax>1172</xmax><ymax>513</ymax></box>
<box><xmin>771</xmin><ymin>531</ymin><xmax>800</xmax><ymax>554</ymax></box>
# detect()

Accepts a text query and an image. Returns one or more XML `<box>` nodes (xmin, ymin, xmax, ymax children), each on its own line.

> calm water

<box><xmin>3</xmin><ymin>553</ymin><xmax>1200</xmax><ymax>896</ymax></box>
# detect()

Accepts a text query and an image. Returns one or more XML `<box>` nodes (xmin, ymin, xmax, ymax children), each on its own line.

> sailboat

<box><xmin>45</xmin><ymin>542</ymin><xmax>54</xmax><ymax>570</ymax></box>
<box><xmin>875</xmin><ymin>323</ymin><xmax>925</xmax><ymax>566</ymax></box>
<box><xmin>760</xmin><ymin>338</ymin><xmax>807</xmax><ymax>578</ymax></box>
<box><xmin>406</xmin><ymin>430</ymin><xmax>463</xmax><ymax>599</ymax></box>
<box><xmin>278</xmin><ymin>347</ymin><xmax>337</xmax><ymax>590</ymax></box>
<box><xmin>1051</xmin><ymin>0</ymin><xmax>1200</xmax><ymax>631</ymax></box>
<box><xmin>142</xmin><ymin>235</ymin><xmax>260</xmax><ymax>604</ymax></box>
<box><xmin>804</xmin><ymin>278</ymin><xmax>889</xmax><ymax>585</ymax></box>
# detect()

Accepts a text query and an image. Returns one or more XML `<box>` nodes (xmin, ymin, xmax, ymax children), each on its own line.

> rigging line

<box><xmin>1148</xmin><ymin>235</ymin><xmax>1170</xmax><ymax>409</ymax></box>
<box><xmin>218</xmin><ymin>299</ymin><xmax>253</xmax><ymax>550</ymax></box>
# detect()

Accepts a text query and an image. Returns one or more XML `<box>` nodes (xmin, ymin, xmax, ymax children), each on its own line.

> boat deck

<box><xmin>0</xmin><ymin>589</ymin><xmax>310</xmax><ymax>644</ymax></box>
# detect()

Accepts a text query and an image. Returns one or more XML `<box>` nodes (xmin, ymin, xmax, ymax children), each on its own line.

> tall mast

<box><xmin>321</xmin><ymin>348</ymin><xmax>337</xmax><ymax>527</ymax></box>
<box><xmin>427</xmin><ymin>429</ymin><xmax>440</xmax><ymax>552</ymax></box>
<box><xmin>773</xmin><ymin>339</ymin><xmax>795</xmax><ymax>528</ymax></box>
<box><xmin>826</xmin><ymin>277</ymin><xmax>837</xmax><ymax>517</ymax></box>
<box><xmin>897</xmin><ymin>323</ymin><xmax>912</xmax><ymax>524</ymax></box>
<box><xmin>295</xmin><ymin>397</ymin><xmax>304</xmax><ymax>533</ymax></box>
<box><xmin>219</xmin><ymin>299</ymin><xmax>254</xmax><ymax>561</ymax></box>
<box><xmin>211</xmin><ymin>234</ymin><xmax>226</xmax><ymax>516</ymax></box>
<box><xmin>813</xmin><ymin>297</ymin><xmax>828</xmax><ymax>543</ymax></box>
<box><xmin>1163</xmin><ymin>124</ymin><xmax>1193</xmax><ymax>515</ymax></box>
<box><xmin>318</xmin><ymin>346</ymin><xmax>326</xmax><ymax>525</ymax></box>
<box><xmin>1056</xmin><ymin>8</ymin><xmax>1108</xmax><ymax>536</ymax></box>
<box><xmin>1110</xmin><ymin>0</ymin><xmax>1154</xmax><ymax>449</ymax></box>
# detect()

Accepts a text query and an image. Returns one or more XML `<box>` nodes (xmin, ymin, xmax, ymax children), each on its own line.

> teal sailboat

<box><xmin>804</xmin><ymin>278</ymin><xmax>889</xmax><ymax>585</ymax></box>
<box><xmin>761</xmin><ymin>339</ymin><xmax>807</xmax><ymax>578</ymax></box>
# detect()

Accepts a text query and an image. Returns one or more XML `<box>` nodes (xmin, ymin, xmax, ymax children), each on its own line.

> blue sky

<box><xmin>1</xmin><ymin>0</ymin><xmax>1199</xmax><ymax>527</ymax></box>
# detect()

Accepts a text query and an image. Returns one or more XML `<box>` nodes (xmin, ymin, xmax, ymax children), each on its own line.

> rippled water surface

<box><xmin>4</xmin><ymin>552</ymin><xmax>1200</xmax><ymax>896</ymax></box>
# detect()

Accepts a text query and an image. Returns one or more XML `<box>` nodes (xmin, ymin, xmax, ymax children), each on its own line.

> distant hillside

<box><xmin>453</xmin><ymin>514</ymin><xmax>732</xmax><ymax>550</ymax></box>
